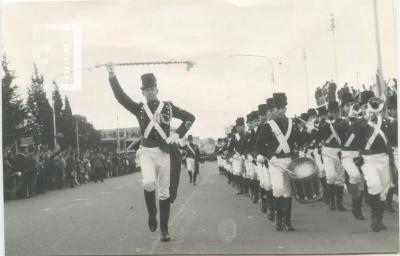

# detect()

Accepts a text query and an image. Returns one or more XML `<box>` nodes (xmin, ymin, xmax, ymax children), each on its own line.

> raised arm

<box><xmin>106</xmin><ymin>62</ymin><xmax>141</xmax><ymax>116</ymax></box>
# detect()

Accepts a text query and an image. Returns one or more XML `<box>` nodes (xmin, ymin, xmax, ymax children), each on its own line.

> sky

<box><xmin>1</xmin><ymin>0</ymin><xmax>398</xmax><ymax>138</ymax></box>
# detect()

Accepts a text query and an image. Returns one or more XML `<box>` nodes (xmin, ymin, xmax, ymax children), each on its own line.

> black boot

<box><xmin>237</xmin><ymin>176</ymin><xmax>244</xmax><ymax>195</ymax></box>
<box><xmin>245</xmin><ymin>178</ymin><xmax>250</xmax><ymax>196</ymax></box>
<box><xmin>386</xmin><ymin>188</ymin><xmax>396</xmax><ymax>213</ymax></box>
<box><xmin>252</xmin><ymin>180</ymin><xmax>259</xmax><ymax>204</ymax></box>
<box><xmin>266</xmin><ymin>190</ymin><xmax>275</xmax><ymax>221</ymax></box>
<box><xmin>327</xmin><ymin>184</ymin><xmax>336</xmax><ymax>210</ymax></box>
<box><xmin>144</xmin><ymin>190</ymin><xmax>157</xmax><ymax>232</ymax></box>
<box><xmin>275</xmin><ymin>197</ymin><xmax>283</xmax><ymax>231</ymax></box>
<box><xmin>335</xmin><ymin>185</ymin><xmax>346</xmax><ymax>211</ymax></box>
<box><xmin>193</xmin><ymin>171</ymin><xmax>198</xmax><ymax>185</ymax></box>
<box><xmin>378</xmin><ymin>200</ymin><xmax>387</xmax><ymax>230</ymax></box>
<box><xmin>369</xmin><ymin>194</ymin><xmax>381</xmax><ymax>232</ymax></box>
<box><xmin>352</xmin><ymin>192</ymin><xmax>365</xmax><ymax>220</ymax></box>
<box><xmin>319</xmin><ymin>178</ymin><xmax>329</xmax><ymax>204</ymax></box>
<box><xmin>282</xmin><ymin>198</ymin><xmax>295</xmax><ymax>231</ymax></box>
<box><xmin>227</xmin><ymin>172</ymin><xmax>232</xmax><ymax>185</ymax></box>
<box><xmin>159</xmin><ymin>198</ymin><xmax>171</xmax><ymax>242</ymax></box>
<box><xmin>260</xmin><ymin>189</ymin><xmax>267</xmax><ymax>213</ymax></box>
<box><xmin>188</xmin><ymin>171</ymin><xmax>193</xmax><ymax>183</ymax></box>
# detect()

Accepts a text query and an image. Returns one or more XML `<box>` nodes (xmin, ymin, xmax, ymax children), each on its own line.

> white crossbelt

<box><xmin>188</xmin><ymin>144</ymin><xmax>196</xmax><ymax>155</ymax></box>
<box><xmin>268</xmin><ymin>119</ymin><xmax>292</xmax><ymax>154</ymax></box>
<box><xmin>365</xmin><ymin>116</ymin><xmax>387</xmax><ymax>150</ymax></box>
<box><xmin>143</xmin><ymin>102</ymin><xmax>168</xmax><ymax>140</ymax></box>
<box><xmin>344</xmin><ymin>133</ymin><xmax>355</xmax><ymax>148</ymax></box>
<box><xmin>325</xmin><ymin>120</ymin><xmax>341</xmax><ymax>145</ymax></box>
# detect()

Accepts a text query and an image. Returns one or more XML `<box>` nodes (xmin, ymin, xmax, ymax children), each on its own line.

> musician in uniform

<box><xmin>357</xmin><ymin>96</ymin><xmax>391</xmax><ymax>232</ymax></box>
<box><xmin>228</xmin><ymin>118</ymin><xmax>247</xmax><ymax>195</ymax></box>
<box><xmin>215</xmin><ymin>138</ymin><xmax>225</xmax><ymax>175</ymax></box>
<box><xmin>243</xmin><ymin>111</ymin><xmax>260</xmax><ymax>203</ymax></box>
<box><xmin>337</xmin><ymin>92</ymin><xmax>365</xmax><ymax>220</ymax></box>
<box><xmin>256</xmin><ymin>93</ymin><xmax>303</xmax><ymax>231</ymax></box>
<box><xmin>106</xmin><ymin>63</ymin><xmax>195</xmax><ymax>242</ymax></box>
<box><xmin>255</xmin><ymin>103</ymin><xmax>275</xmax><ymax>219</ymax></box>
<box><xmin>386</xmin><ymin>94</ymin><xmax>398</xmax><ymax>213</ymax></box>
<box><xmin>312</xmin><ymin>101</ymin><xmax>347</xmax><ymax>211</ymax></box>
<box><xmin>183</xmin><ymin>135</ymin><xmax>201</xmax><ymax>185</ymax></box>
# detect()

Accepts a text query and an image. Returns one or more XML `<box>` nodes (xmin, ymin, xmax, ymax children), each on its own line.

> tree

<box><xmin>61</xmin><ymin>96</ymin><xmax>75</xmax><ymax>149</ymax></box>
<box><xmin>52</xmin><ymin>83</ymin><xmax>63</xmax><ymax>133</ymax></box>
<box><xmin>74</xmin><ymin>114</ymin><xmax>101</xmax><ymax>151</ymax></box>
<box><xmin>2</xmin><ymin>55</ymin><xmax>27</xmax><ymax>146</ymax></box>
<box><xmin>25</xmin><ymin>64</ymin><xmax>54</xmax><ymax>147</ymax></box>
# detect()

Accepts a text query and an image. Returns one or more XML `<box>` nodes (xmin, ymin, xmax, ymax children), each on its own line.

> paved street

<box><xmin>4</xmin><ymin>161</ymin><xmax>399</xmax><ymax>255</ymax></box>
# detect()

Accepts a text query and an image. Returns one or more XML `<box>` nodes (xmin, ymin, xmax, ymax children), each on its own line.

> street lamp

<box><xmin>230</xmin><ymin>53</ymin><xmax>276</xmax><ymax>92</ymax></box>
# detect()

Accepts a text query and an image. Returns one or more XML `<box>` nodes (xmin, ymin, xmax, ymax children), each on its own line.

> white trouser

<box><xmin>232</xmin><ymin>156</ymin><xmax>244</xmax><ymax>176</ymax></box>
<box><xmin>217</xmin><ymin>156</ymin><xmax>224</xmax><ymax>167</ymax></box>
<box><xmin>393</xmin><ymin>147</ymin><xmax>398</xmax><ymax>173</ymax></box>
<box><xmin>255</xmin><ymin>163</ymin><xmax>264</xmax><ymax>187</ymax></box>
<box><xmin>186</xmin><ymin>157</ymin><xmax>195</xmax><ymax>171</ymax></box>
<box><xmin>361</xmin><ymin>153</ymin><xmax>391</xmax><ymax>201</ymax></box>
<box><xmin>313</xmin><ymin>148</ymin><xmax>326</xmax><ymax>178</ymax></box>
<box><xmin>321</xmin><ymin>146</ymin><xmax>345</xmax><ymax>186</ymax></box>
<box><xmin>226</xmin><ymin>160</ymin><xmax>233</xmax><ymax>173</ymax></box>
<box><xmin>137</xmin><ymin>146</ymin><xmax>170</xmax><ymax>200</ymax></box>
<box><xmin>261</xmin><ymin>164</ymin><xmax>272</xmax><ymax>191</ymax></box>
<box><xmin>245</xmin><ymin>158</ymin><xmax>257</xmax><ymax>180</ymax></box>
<box><xmin>341</xmin><ymin>151</ymin><xmax>362</xmax><ymax>185</ymax></box>
<box><xmin>269</xmin><ymin>157</ymin><xmax>292</xmax><ymax>198</ymax></box>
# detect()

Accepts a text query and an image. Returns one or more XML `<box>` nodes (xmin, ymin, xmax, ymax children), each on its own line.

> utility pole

<box><xmin>51</xmin><ymin>81</ymin><xmax>58</xmax><ymax>150</ymax></box>
<box><xmin>329</xmin><ymin>13</ymin><xmax>339</xmax><ymax>85</ymax></box>
<box><xmin>75</xmin><ymin>117</ymin><xmax>80</xmax><ymax>156</ymax></box>
<box><xmin>303</xmin><ymin>48</ymin><xmax>310</xmax><ymax>109</ymax></box>
<box><xmin>117</xmin><ymin>113</ymin><xmax>120</xmax><ymax>154</ymax></box>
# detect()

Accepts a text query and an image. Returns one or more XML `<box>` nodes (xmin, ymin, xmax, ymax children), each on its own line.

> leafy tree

<box><xmin>1</xmin><ymin>55</ymin><xmax>27</xmax><ymax>146</ymax></box>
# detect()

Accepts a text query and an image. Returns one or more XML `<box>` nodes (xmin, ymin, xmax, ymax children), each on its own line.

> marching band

<box><xmin>215</xmin><ymin>86</ymin><xmax>398</xmax><ymax>233</ymax></box>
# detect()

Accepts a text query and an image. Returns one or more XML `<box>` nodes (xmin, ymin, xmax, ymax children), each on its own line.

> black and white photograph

<box><xmin>1</xmin><ymin>0</ymin><xmax>399</xmax><ymax>255</ymax></box>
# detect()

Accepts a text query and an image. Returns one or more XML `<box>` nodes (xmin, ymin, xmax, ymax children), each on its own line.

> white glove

<box><xmin>269</xmin><ymin>156</ymin><xmax>278</xmax><ymax>165</ymax></box>
<box><xmin>247</xmin><ymin>154</ymin><xmax>253</xmax><ymax>162</ymax></box>
<box><xmin>166</xmin><ymin>132</ymin><xmax>180</xmax><ymax>144</ymax></box>
<box><xmin>256</xmin><ymin>154</ymin><xmax>264</xmax><ymax>163</ymax></box>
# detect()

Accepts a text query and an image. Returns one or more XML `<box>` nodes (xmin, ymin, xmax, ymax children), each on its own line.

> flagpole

<box><xmin>373</xmin><ymin>0</ymin><xmax>385</xmax><ymax>100</ymax></box>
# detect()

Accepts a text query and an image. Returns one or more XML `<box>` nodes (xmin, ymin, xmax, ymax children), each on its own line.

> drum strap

<box><xmin>268</xmin><ymin>119</ymin><xmax>292</xmax><ymax>154</ymax></box>
<box><xmin>143</xmin><ymin>102</ymin><xmax>167</xmax><ymax>140</ymax></box>
<box><xmin>325</xmin><ymin>120</ymin><xmax>341</xmax><ymax>145</ymax></box>
<box><xmin>365</xmin><ymin>116</ymin><xmax>387</xmax><ymax>150</ymax></box>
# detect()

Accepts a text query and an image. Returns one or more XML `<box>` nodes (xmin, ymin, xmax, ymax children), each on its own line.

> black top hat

<box><xmin>188</xmin><ymin>135</ymin><xmax>193</xmax><ymax>140</ymax></box>
<box><xmin>317</xmin><ymin>105</ymin><xmax>327</xmax><ymax>116</ymax></box>
<box><xmin>246</xmin><ymin>113</ymin><xmax>252</xmax><ymax>122</ymax></box>
<box><xmin>258</xmin><ymin>104</ymin><xmax>268</xmax><ymax>114</ymax></box>
<box><xmin>236</xmin><ymin>117</ymin><xmax>245</xmax><ymax>126</ymax></box>
<box><xmin>307</xmin><ymin>108</ymin><xmax>318</xmax><ymax>117</ymax></box>
<box><xmin>141</xmin><ymin>73</ymin><xmax>157</xmax><ymax>89</ymax></box>
<box><xmin>360</xmin><ymin>90</ymin><xmax>375</xmax><ymax>105</ymax></box>
<box><xmin>300</xmin><ymin>113</ymin><xmax>309</xmax><ymax>121</ymax></box>
<box><xmin>272</xmin><ymin>93</ymin><xmax>287</xmax><ymax>108</ymax></box>
<box><xmin>251</xmin><ymin>110</ymin><xmax>259</xmax><ymax>120</ymax></box>
<box><xmin>266</xmin><ymin>98</ymin><xmax>275</xmax><ymax>110</ymax></box>
<box><xmin>387</xmin><ymin>94</ymin><xmax>397</xmax><ymax>110</ymax></box>
<box><xmin>340</xmin><ymin>93</ymin><xmax>354</xmax><ymax>107</ymax></box>
<box><xmin>327</xmin><ymin>101</ymin><xmax>339</xmax><ymax>112</ymax></box>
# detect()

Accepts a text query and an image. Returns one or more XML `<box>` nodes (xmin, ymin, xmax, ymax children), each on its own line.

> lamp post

<box><xmin>230</xmin><ymin>53</ymin><xmax>276</xmax><ymax>92</ymax></box>
<box><xmin>329</xmin><ymin>13</ymin><xmax>339</xmax><ymax>85</ymax></box>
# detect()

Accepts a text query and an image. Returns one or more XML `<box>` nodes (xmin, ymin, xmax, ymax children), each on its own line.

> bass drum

<box><xmin>287</xmin><ymin>157</ymin><xmax>323</xmax><ymax>204</ymax></box>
